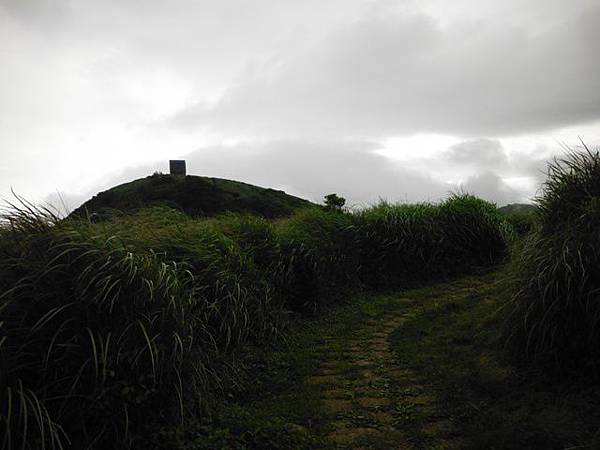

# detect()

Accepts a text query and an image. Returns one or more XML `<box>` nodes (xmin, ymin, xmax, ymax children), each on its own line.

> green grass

<box><xmin>202</xmin><ymin>269</ymin><xmax>600</xmax><ymax>449</ymax></box>
<box><xmin>0</xmin><ymin>206</ymin><xmax>213</xmax><ymax>449</ymax></box>
<box><xmin>3</xmin><ymin>177</ymin><xmax>599</xmax><ymax>448</ymax></box>
<box><xmin>390</xmin><ymin>270</ymin><xmax>600</xmax><ymax>449</ymax></box>
<box><xmin>0</xmin><ymin>194</ymin><xmax>508</xmax><ymax>449</ymax></box>
<box><xmin>503</xmin><ymin>145</ymin><xmax>600</xmax><ymax>373</ymax></box>
<box><xmin>502</xmin><ymin>210</ymin><xmax>538</xmax><ymax>236</ymax></box>
<box><xmin>354</xmin><ymin>195</ymin><xmax>509</xmax><ymax>287</ymax></box>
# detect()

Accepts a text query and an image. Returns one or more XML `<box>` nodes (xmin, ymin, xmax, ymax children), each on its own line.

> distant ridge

<box><xmin>71</xmin><ymin>173</ymin><xmax>314</xmax><ymax>219</ymax></box>
<box><xmin>497</xmin><ymin>203</ymin><xmax>537</xmax><ymax>214</ymax></box>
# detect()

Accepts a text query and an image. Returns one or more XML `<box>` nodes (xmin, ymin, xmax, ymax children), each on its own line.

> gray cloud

<box><xmin>44</xmin><ymin>140</ymin><xmax>455</xmax><ymax>212</ymax></box>
<box><xmin>174</xmin><ymin>140</ymin><xmax>453</xmax><ymax>206</ymax></box>
<box><xmin>387</xmin><ymin>137</ymin><xmax>554</xmax><ymax>204</ymax></box>
<box><xmin>461</xmin><ymin>171</ymin><xmax>524</xmax><ymax>205</ymax></box>
<box><xmin>444</xmin><ymin>138</ymin><xmax>508</xmax><ymax>167</ymax></box>
<box><xmin>171</xmin><ymin>3</ymin><xmax>600</xmax><ymax>138</ymax></box>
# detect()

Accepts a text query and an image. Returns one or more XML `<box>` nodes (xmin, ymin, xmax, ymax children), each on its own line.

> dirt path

<box><xmin>303</xmin><ymin>295</ymin><xmax>465</xmax><ymax>449</ymax></box>
<box><xmin>308</xmin><ymin>315</ymin><xmax>412</xmax><ymax>448</ymax></box>
<box><xmin>227</xmin><ymin>270</ymin><xmax>596</xmax><ymax>449</ymax></box>
<box><xmin>230</xmin><ymin>272</ymin><xmax>511</xmax><ymax>449</ymax></box>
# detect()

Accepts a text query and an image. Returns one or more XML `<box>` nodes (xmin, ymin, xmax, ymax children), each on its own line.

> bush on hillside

<box><xmin>353</xmin><ymin>202</ymin><xmax>441</xmax><ymax>286</ymax></box>
<box><xmin>77</xmin><ymin>207</ymin><xmax>289</xmax><ymax>347</ymax></box>
<box><xmin>503</xmin><ymin>145</ymin><xmax>600</xmax><ymax>372</ymax></box>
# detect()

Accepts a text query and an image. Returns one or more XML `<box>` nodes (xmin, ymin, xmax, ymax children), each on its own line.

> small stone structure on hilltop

<box><xmin>169</xmin><ymin>160</ymin><xmax>186</xmax><ymax>176</ymax></box>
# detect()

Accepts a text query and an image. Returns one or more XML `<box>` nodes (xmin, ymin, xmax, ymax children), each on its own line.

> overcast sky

<box><xmin>1</xmin><ymin>0</ymin><xmax>599</xmax><ymax>211</ymax></box>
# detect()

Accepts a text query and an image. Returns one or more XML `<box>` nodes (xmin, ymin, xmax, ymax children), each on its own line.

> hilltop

<box><xmin>497</xmin><ymin>202</ymin><xmax>537</xmax><ymax>214</ymax></box>
<box><xmin>71</xmin><ymin>172</ymin><xmax>314</xmax><ymax>219</ymax></box>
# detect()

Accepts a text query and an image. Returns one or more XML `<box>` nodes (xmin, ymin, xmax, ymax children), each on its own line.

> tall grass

<box><xmin>353</xmin><ymin>195</ymin><xmax>508</xmax><ymax>287</ymax></box>
<box><xmin>1</xmin><ymin>194</ymin><xmax>508</xmax><ymax>448</ymax></box>
<box><xmin>80</xmin><ymin>208</ymin><xmax>288</xmax><ymax>347</ymax></box>
<box><xmin>503</xmin><ymin>145</ymin><xmax>600</xmax><ymax>372</ymax></box>
<box><xmin>503</xmin><ymin>210</ymin><xmax>538</xmax><ymax>236</ymax></box>
<box><xmin>0</xmin><ymin>207</ymin><xmax>208</xmax><ymax>449</ymax></box>
<box><xmin>275</xmin><ymin>208</ymin><xmax>359</xmax><ymax>311</ymax></box>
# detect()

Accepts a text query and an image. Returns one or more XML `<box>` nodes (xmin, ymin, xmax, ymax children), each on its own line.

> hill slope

<box><xmin>498</xmin><ymin>203</ymin><xmax>537</xmax><ymax>214</ymax></box>
<box><xmin>71</xmin><ymin>173</ymin><xmax>314</xmax><ymax>219</ymax></box>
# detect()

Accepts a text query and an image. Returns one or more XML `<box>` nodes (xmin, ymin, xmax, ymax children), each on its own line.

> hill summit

<box><xmin>71</xmin><ymin>173</ymin><xmax>313</xmax><ymax>219</ymax></box>
<box><xmin>497</xmin><ymin>203</ymin><xmax>536</xmax><ymax>214</ymax></box>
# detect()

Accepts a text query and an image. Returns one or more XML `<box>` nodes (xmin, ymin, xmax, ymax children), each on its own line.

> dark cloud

<box><xmin>170</xmin><ymin>3</ymin><xmax>600</xmax><ymax>138</ymax></box>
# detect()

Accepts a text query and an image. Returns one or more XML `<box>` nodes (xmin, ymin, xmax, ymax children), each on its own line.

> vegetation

<box><xmin>70</xmin><ymin>173</ymin><xmax>314</xmax><ymax>220</ymax></box>
<box><xmin>497</xmin><ymin>203</ymin><xmax>536</xmax><ymax>214</ymax></box>
<box><xmin>503</xmin><ymin>145</ymin><xmax>600</xmax><ymax>373</ymax></box>
<box><xmin>498</xmin><ymin>203</ymin><xmax>539</xmax><ymax>236</ymax></box>
<box><xmin>502</xmin><ymin>209</ymin><xmax>538</xmax><ymax>236</ymax></box>
<box><xmin>355</xmin><ymin>195</ymin><xmax>508</xmax><ymax>287</ymax></box>
<box><xmin>207</xmin><ymin>271</ymin><xmax>600</xmax><ymax>449</ymax></box>
<box><xmin>0</xmin><ymin>192</ymin><xmax>508</xmax><ymax>449</ymax></box>
<box><xmin>323</xmin><ymin>193</ymin><xmax>346</xmax><ymax>211</ymax></box>
<box><xmin>5</xmin><ymin>142</ymin><xmax>600</xmax><ymax>449</ymax></box>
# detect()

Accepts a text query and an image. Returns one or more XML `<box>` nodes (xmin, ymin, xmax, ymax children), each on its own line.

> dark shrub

<box><xmin>353</xmin><ymin>202</ymin><xmax>441</xmax><ymax>287</ymax></box>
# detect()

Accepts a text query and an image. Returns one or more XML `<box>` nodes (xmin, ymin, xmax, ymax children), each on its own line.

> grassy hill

<box><xmin>71</xmin><ymin>172</ymin><xmax>314</xmax><ymax>219</ymax></box>
<box><xmin>4</xmin><ymin>148</ymin><xmax>600</xmax><ymax>449</ymax></box>
<box><xmin>498</xmin><ymin>203</ymin><xmax>537</xmax><ymax>214</ymax></box>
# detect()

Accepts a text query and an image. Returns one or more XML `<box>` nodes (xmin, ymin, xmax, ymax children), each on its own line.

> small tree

<box><xmin>324</xmin><ymin>193</ymin><xmax>346</xmax><ymax>211</ymax></box>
